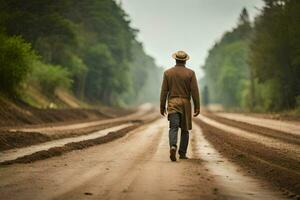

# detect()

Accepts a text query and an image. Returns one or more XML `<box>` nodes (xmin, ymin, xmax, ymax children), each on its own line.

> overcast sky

<box><xmin>121</xmin><ymin>0</ymin><xmax>264</xmax><ymax>77</ymax></box>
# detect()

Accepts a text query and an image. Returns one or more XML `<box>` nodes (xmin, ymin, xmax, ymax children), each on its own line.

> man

<box><xmin>160</xmin><ymin>50</ymin><xmax>200</xmax><ymax>162</ymax></box>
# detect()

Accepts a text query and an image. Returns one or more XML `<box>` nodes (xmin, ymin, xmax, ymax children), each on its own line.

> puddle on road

<box><xmin>190</xmin><ymin>123</ymin><xmax>288</xmax><ymax>200</ymax></box>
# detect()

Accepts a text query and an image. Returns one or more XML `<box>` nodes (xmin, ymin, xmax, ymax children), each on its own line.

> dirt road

<box><xmin>196</xmin><ymin>113</ymin><xmax>300</xmax><ymax>197</ymax></box>
<box><xmin>215</xmin><ymin>112</ymin><xmax>300</xmax><ymax>135</ymax></box>
<box><xmin>0</xmin><ymin>115</ymin><xmax>292</xmax><ymax>200</ymax></box>
<box><xmin>0</xmin><ymin>103</ymin><xmax>156</xmax><ymax>152</ymax></box>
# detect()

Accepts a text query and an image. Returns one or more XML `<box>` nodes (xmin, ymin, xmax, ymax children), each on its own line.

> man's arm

<box><xmin>191</xmin><ymin>71</ymin><xmax>200</xmax><ymax>117</ymax></box>
<box><xmin>160</xmin><ymin>72</ymin><xmax>169</xmax><ymax>116</ymax></box>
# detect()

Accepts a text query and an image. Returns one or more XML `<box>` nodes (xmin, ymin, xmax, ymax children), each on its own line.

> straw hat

<box><xmin>172</xmin><ymin>50</ymin><xmax>190</xmax><ymax>61</ymax></box>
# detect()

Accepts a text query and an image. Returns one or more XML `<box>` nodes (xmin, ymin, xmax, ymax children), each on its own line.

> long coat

<box><xmin>160</xmin><ymin>64</ymin><xmax>200</xmax><ymax>130</ymax></box>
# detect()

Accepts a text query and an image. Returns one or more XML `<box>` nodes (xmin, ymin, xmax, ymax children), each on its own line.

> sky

<box><xmin>120</xmin><ymin>0</ymin><xmax>265</xmax><ymax>77</ymax></box>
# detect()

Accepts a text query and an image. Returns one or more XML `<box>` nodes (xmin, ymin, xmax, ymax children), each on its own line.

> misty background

<box><xmin>0</xmin><ymin>0</ymin><xmax>299</xmax><ymax>113</ymax></box>
<box><xmin>121</xmin><ymin>0</ymin><xmax>264</xmax><ymax>76</ymax></box>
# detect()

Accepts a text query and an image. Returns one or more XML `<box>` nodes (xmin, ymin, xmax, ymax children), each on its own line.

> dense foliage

<box><xmin>0</xmin><ymin>0</ymin><xmax>161</xmax><ymax>106</ymax></box>
<box><xmin>249</xmin><ymin>0</ymin><xmax>300</xmax><ymax>111</ymax></box>
<box><xmin>29</xmin><ymin>61</ymin><xmax>72</xmax><ymax>96</ymax></box>
<box><xmin>121</xmin><ymin>41</ymin><xmax>163</xmax><ymax>105</ymax></box>
<box><xmin>203</xmin><ymin>0</ymin><xmax>300</xmax><ymax>112</ymax></box>
<box><xmin>0</xmin><ymin>32</ymin><xmax>37</xmax><ymax>95</ymax></box>
<box><xmin>203</xmin><ymin>8</ymin><xmax>251</xmax><ymax>108</ymax></box>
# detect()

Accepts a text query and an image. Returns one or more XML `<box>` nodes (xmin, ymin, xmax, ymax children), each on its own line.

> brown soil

<box><xmin>0</xmin><ymin>96</ymin><xmax>134</xmax><ymax>150</ymax></box>
<box><xmin>0</xmin><ymin>119</ymin><xmax>222</xmax><ymax>200</ymax></box>
<box><xmin>0</xmin><ymin>96</ymin><xmax>133</xmax><ymax>128</ymax></box>
<box><xmin>194</xmin><ymin>117</ymin><xmax>300</xmax><ymax>196</ymax></box>
<box><xmin>204</xmin><ymin>112</ymin><xmax>300</xmax><ymax>145</ymax></box>
<box><xmin>0</xmin><ymin>131</ymin><xmax>51</xmax><ymax>151</ymax></box>
<box><xmin>0</xmin><ymin>110</ymin><xmax>158</xmax><ymax>165</ymax></box>
<box><xmin>0</xmin><ymin>103</ymin><xmax>154</xmax><ymax>152</ymax></box>
<box><xmin>244</xmin><ymin>112</ymin><xmax>300</xmax><ymax>121</ymax></box>
<box><xmin>0</xmin><ymin>118</ymin><xmax>288</xmax><ymax>200</ymax></box>
<box><xmin>0</xmin><ymin>124</ymin><xmax>141</xmax><ymax>165</ymax></box>
<box><xmin>0</xmin><ymin>120</ymin><xmax>125</xmax><ymax>151</ymax></box>
<box><xmin>205</xmin><ymin>108</ymin><xmax>300</xmax><ymax>121</ymax></box>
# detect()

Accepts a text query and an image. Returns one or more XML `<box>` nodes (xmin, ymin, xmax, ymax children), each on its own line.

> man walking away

<box><xmin>160</xmin><ymin>51</ymin><xmax>200</xmax><ymax>162</ymax></box>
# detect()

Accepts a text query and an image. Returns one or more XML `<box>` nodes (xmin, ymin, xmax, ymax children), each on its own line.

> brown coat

<box><xmin>160</xmin><ymin>64</ymin><xmax>200</xmax><ymax>130</ymax></box>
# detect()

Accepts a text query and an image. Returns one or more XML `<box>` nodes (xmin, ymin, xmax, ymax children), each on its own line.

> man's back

<box><xmin>160</xmin><ymin>64</ymin><xmax>200</xmax><ymax>110</ymax></box>
<box><xmin>163</xmin><ymin>65</ymin><xmax>196</xmax><ymax>99</ymax></box>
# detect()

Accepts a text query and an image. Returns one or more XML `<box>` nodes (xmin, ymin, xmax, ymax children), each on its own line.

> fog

<box><xmin>121</xmin><ymin>0</ymin><xmax>264</xmax><ymax>77</ymax></box>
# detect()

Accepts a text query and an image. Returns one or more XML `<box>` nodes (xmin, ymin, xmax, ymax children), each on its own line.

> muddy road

<box><xmin>0</xmin><ymin>110</ymin><xmax>299</xmax><ymax>200</ymax></box>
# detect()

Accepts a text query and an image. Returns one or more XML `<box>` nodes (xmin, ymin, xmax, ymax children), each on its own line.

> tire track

<box><xmin>52</xmin><ymin>119</ymin><xmax>165</xmax><ymax>200</ymax></box>
<box><xmin>204</xmin><ymin>112</ymin><xmax>300</xmax><ymax>145</ymax></box>
<box><xmin>191</xmin><ymin>123</ymin><xmax>289</xmax><ymax>200</ymax></box>
<box><xmin>194</xmin><ymin>116</ymin><xmax>300</xmax><ymax>196</ymax></box>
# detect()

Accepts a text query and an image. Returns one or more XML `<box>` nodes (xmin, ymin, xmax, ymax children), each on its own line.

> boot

<box><xmin>169</xmin><ymin>146</ymin><xmax>177</xmax><ymax>161</ymax></box>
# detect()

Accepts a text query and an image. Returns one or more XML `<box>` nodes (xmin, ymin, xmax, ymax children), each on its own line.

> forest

<box><xmin>0</xmin><ymin>0</ymin><xmax>162</xmax><ymax>107</ymax></box>
<box><xmin>203</xmin><ymin>0</ymin><xmax>300</xmax><ymax>112</ymax></box>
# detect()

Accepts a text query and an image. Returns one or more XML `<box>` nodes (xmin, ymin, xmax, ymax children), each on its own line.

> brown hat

<box><xmin>172</xmin><ymin>50</ymin><xmax>190</xmax><ymax>61</ymax></box>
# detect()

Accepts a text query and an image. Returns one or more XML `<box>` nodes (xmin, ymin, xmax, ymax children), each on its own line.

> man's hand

<box><xmin>193</xmin><ymin>108</ymin><xmax>200</xmax><ymax>117</ymax></box>
<box><xmin>160</xmin><ymin>107</ymin><xmax>167</xmax><ymax>116</ymax></box>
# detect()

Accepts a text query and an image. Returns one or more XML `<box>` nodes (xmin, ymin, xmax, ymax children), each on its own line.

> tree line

<box><xmin>203</xmin><ymin>0</ymin><xmax>300</xmax><ymax>112</ymax></box>
<box><xmin>0</xmin><ymin>0</ymin><xmax>162</xmax><ymax>106</ymax></box>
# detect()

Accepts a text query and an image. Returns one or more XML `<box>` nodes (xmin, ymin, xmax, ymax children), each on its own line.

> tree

<box><xmin>0</xmin><ymin>0</ymin><xmax>161</xmax><ymax>106</ymax></box>
<box><xmin>202</xmin><ymin>85</ymin><xmax>209</xmax><ymax>106</ymax></box>
<box><xmin>203</xmin><ymin>8</ymin><xmax>252</xmax><ymax>108</ymax></box>
<box><xmin>0</xmin><ymin>32</ymin><xmax>38</xmax><ymax>96</ymax></box>
<box><xmin>249</xmin><ymin>0</ymin><xmax>300</xmax><ymax>111</ymax></box>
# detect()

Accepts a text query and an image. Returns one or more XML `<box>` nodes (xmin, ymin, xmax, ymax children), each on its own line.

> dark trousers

<box><xmin>168</xmin><ymin>112</ymin><xmax>189</xmax><ymax>156</ymax></box>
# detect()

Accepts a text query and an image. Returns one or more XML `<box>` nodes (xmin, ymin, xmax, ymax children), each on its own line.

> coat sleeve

<box><xmin>191</xmin><ymin>72</ymin><xmax>200</xmax><ymax>110</ymax></box>
<box><xmin>160</xmin><ymin>72</ymin><xmax>169</xmax><ymax>111</ymax></box>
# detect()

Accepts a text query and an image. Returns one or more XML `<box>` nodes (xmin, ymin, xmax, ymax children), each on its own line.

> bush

<box><xmin>0</xmin><ymin>33</ymin><xmax>38</xmax><ymax>95</ymax></box>
<box><xmin>30</xmin><ymin>62</ymin><xmax>72</xmax><ymax>96</ymax></box>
